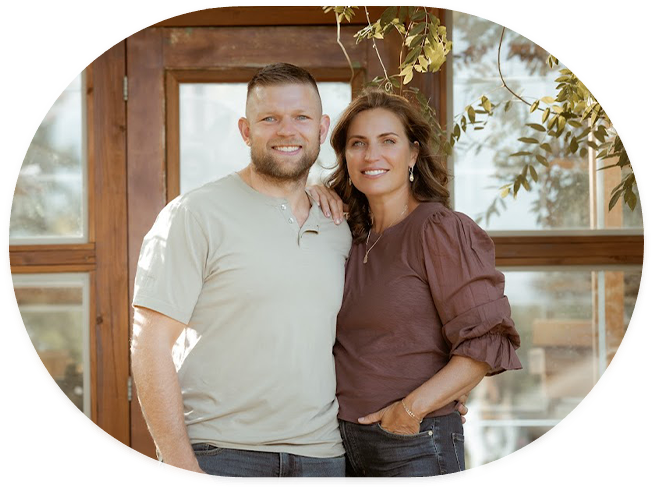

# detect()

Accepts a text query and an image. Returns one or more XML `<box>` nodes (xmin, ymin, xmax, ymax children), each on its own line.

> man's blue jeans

<box><xmin>192</xmin><ymin>444</ymin><xmax>346</xmax><ymax>477</ymax></box>
<box><xmin>338</xmin><ymin>412</ymin><xmax>465</xmax><ymax>477</ymax></box>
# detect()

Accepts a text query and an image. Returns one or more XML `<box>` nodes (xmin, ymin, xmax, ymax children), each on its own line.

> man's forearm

<box><xmin>131</xmin><ymin>333</ymin><xmax>202</xmax><ymax>472</ymax></box>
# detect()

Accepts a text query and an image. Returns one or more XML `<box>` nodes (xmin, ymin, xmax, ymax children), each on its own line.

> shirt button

<box><xmin>280</xmin><ymin>204</ymin><xmax>287</xmax><ymax>210</ymax></box>
<box><xmin>428</xmin><ymin>430</ymin><xmax>433</xmax><ymax>436</ymax></box>
<box><xmin>288</xmin><ymin>218</ymin><xmax>294</xmax><ymax>224</ymax></box>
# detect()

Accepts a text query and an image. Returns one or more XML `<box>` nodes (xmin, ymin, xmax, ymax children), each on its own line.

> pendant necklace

<box><xmin>363</xmin><ymin>204</ymin><xmax>408</xmax><ymax>264</ymax></box>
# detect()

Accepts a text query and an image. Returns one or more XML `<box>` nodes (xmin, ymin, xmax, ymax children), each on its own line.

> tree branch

<box><xmin>365</xmin><ymin>6</ymin><xmax>390</xmax><ymax>83</ymax></box>
<box><xmin>334</xmin><ymin>10</ymin><xmax>355</xmax><ymax>84</ymax></box>
<box><xmin>497</xmin><ymin>27</ymin><xmax>531</xmax><ymax>107</ymax></box>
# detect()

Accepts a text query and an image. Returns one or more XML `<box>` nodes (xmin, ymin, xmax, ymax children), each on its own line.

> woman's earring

<box><xmin>409</xmin><ymin>166</ymin><xmax>415</xmax><ymax>183</ymax></box>
<box><xmin>348</xmin><ymin>176</ymin><xmax>352</xmax><ymax>185</ymax></box>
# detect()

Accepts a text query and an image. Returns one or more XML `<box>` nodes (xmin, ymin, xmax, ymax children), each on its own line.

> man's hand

<box><xmin>455</xmin><ymin>392</ymin><xmax>470</xmax><ymax>424</ymax></box>
<box><xmin>168</xmin><ymin>466</ymin><xmax>217</xmax><ymax>487</ymax></box>
<box><xmin>358</xmin><ymin>400</ymin><xmax>421</xmax><ymax>435</ymax></box>
<box><xmin>306</xmin><ymin>185</ymin><xmax>346</xmax><ymax>224</ymax></box>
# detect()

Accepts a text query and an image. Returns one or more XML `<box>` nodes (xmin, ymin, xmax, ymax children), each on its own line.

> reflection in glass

<box><xmin>2</xmin><ymin>276</ymin><xmax>86</xmax><ymax>418</ymax></box>
<box><xmin>2</xmin><ymin>92</ymin><xmax>83</xmax><ymax>238</ymax></box>
<box><xmin>2</xmin><ymin>3</ymin><xmax>86</xmax><ymax>244</ymax></box>
<box><xmin>464</xmin><ymin>421</ymin><xmax>596</xmax><ymax>487</ymax></box>
<box><xmin>464</xmin><ymin>268</ymin><xmax>641</xmax><ymax>467</ymax></box>
<box><xmin>452</xmin><ymin>2</ymin><xmax>589</xmax><ymax>230</ymax></box>
<box><xmin>470</xmin><ymin>270</ymin><xmax>597</xmax><ymax>419</ymax></box>
<box><xmin>179</xmin><ymin>82</ymin><xmax>351</xmax><ymax>194</ymax></box>
<box><xmin>450</xmin><ymin>12</ymin><xmax>643</xmax><ymax>231</ymax></box>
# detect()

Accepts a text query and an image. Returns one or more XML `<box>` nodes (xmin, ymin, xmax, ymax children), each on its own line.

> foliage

<box><xmin>323</xmin><ymin>6</ymin><xmax>638</xmax><ymax>216</ymax></box>
<box><xmin>504</xmin><ymin>2</ymin><xmax>651</xmax><ymax>214</ymax></box>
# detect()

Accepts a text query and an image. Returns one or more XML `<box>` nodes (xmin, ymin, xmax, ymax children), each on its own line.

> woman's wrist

<box><xmin>402</xmin><ymin>394</ymin><xmax>430</xmax><ymax>422</ymax></box>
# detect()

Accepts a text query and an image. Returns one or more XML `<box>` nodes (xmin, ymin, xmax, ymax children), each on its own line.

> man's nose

<box><xmin>276</xmin><ymin>117</ymin><xmax>297</xmax><ymax>136</ymax></box>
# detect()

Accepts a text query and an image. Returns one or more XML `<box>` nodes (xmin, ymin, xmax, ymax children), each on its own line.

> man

<box><xmin>131</xmin><ymin>63</ymin><xmax>352</xmax><ymax>477</ymax></box>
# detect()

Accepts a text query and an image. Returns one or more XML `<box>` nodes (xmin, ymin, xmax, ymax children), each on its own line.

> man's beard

<box><xmin>250</xmin><ymin>140</ymin><xmax>320</xmax><ymax>183</ymax></box>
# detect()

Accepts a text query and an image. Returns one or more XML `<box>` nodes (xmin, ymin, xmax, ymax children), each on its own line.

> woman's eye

<box><xmin>351</xmin><ymin>141</ymin><xmax>364</xmax><ymax>147</ymax></box>
<box><xmin>384</xmin><ymin>139</ymin><xmax>396</xmax><ymax>144</ymax></box>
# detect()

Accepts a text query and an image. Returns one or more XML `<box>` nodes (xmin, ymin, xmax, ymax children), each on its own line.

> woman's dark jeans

<box><xmin>338</xmin><ymin>412</ymin><xmax>465</xmax><ymax>477</ymax></box>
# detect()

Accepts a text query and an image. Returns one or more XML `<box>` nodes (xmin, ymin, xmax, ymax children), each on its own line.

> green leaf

<box><xmin>541</xmin><ymin>96</ymin><xmax>555</xmax><ymax>104</ymax></box>
<box><xmin>518</xmin><ymin>137</ymin><xmax>540</xmax><ymax>144</ymax></box>
<box><xmin>521</xmin><ymin>177</ymin><xmax>531</xmax><ymax>191</ymax></box>
<box><xmin>540</xmin><ymin>143</ymin><xmax>553</xmax><ymax>153</ymax></box>
<box><xmin>504</xmin><ymin>100</ymin><xmax>513</xmax><ymax>112</ymax></box>
<box><xmin>453</xmin><ymin>124</ymin><xmax>461</xmax><ymax>139</ymax></box>
<box><xmin>408</xmin><ymin>22</ymin><xmax>427</xmax><ymax>37</ymax></box>
<box><xmin>536</xmin><ymin>154</ymin><xmax>549</xmax><ymax>167</ymax></box>
<box><xmin>379</xmin><ymin>7</ymin><xmax>398</xmax><ymax>27</ymax></box>
<box><xmin>500</xmin><ymin>187</ymin><xmax>511</xmax><ymax>198</ymax></box>
<box><xmin>570</xmin><ymin>137</ymin><xmax>579</xmax><ymax>154</ymax></box>
<box><xmin>526</xmin><ymin>123</ymin><xmax>546</xmax><ymax>132</ymax></box>
<box><xmin>529</xmin><ymin>165</ymin><xmax>539</xmax><ymax>182</ymax></box>
<box><xmin>509</xmin><ymin>151</ymin><xmax>532</xmax><ymax>157</ymax></box>
<box><xmin>608</xmin><ymin>189</ymin><xmax>623</xmax><ymax>211</ymax></box>
<box><xmin>481</xmin><ymin>96</ymin><xmax>492</xmax><ymax>113</ymax></box>
<box><xmin>530</xmin><ymin>100</ymin><xmax>540</xmax><ymax>113</ymax></box>
<box><xmin>467</xmin><ymin>106</ymin><xmax>476</xmax><ymax>124</ymax></box>
<box><xmin>542</xmin><ymin>107</ymin><xmax>551</xmax><ymax>123</ymax></box>
<box><xmin>406</xmin><ymin>47</ymin><xmax>422</xmax><ymax>66</ymax></box>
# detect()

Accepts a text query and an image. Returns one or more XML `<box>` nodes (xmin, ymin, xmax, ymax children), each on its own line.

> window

<box><xmin>449</xmin><ymin>10</ymin><xmax>643</xmax><ymax>467</ymax></box>
<box><xmin>2</xmin><ymin>3</ymin><xmax>87</xmax><ymax>245</ymax></box>
<box><xmin>2</xmin><ymin>274</ymin><xmax>90</xmax><ymax>486</ymax></box>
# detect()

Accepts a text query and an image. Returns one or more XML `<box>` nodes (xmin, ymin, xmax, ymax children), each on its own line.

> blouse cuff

<box><xmin>451</xmin><ymin>333</ymin><xmax>523</xmax><ymax>375</ymax></box>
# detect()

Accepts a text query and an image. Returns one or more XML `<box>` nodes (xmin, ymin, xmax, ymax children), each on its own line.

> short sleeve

<box><xmin>132</xmin><ymin>198</ymin><xmax>209</xmax><ymax>325</ymax></box>
<box><xmin>422</xmin><ymin>210</ymin><xmax>521</xmax><ymax>375</ymax></box>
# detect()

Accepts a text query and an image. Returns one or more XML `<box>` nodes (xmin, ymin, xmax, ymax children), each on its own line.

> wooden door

<box><xmin>125</xmin><ymin>21</ymin><xmax>410</xmax><ymax>457</ymax></box>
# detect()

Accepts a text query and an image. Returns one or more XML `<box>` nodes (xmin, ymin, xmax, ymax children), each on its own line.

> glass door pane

<box><xmin>2</xmin><ymin>274</ymin><xmax>90</xmax><ymax>486</ymax></box>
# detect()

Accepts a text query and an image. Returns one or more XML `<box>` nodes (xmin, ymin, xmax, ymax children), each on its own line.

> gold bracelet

<box><xmin>401</xmin><ymin>399</ymin><xmax>423</xmax><ymax>423</ymax></box>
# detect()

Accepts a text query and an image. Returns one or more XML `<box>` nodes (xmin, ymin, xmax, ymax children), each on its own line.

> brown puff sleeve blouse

<box><xmin>334</xmin><ymin>202</ymin><xmax>522</xmax><ymax>423</ymax></box>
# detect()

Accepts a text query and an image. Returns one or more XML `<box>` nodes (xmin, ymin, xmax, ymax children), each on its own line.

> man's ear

<box><xmin>238</xmin><ymin>117</ymin><xmax>251</xmax><ymax>146</ymax></box>
<box><xmin>319</xmin><ymin>114</ymin><xmax>331</xmax><ymax>144</ymax></box>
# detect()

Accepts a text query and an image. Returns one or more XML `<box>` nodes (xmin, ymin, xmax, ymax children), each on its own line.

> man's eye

<box><xmin>263</xmin><ymin>117</ymin><xmax>276</xmax><ymax>122</ymax></box>
<box><xmin>297</xmin><ymin>115</ymin><xmax>309</xmax><ymax>120</ymax></box>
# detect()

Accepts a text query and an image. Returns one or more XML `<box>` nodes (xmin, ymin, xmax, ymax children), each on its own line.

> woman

<box><xmin>311</xmin><ymin>89</ymin><xmax>521</xmax><ymax>477</ymax></box>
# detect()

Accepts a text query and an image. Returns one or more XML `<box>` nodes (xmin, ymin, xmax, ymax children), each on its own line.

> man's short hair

<box><xmin>247</xmin><ymin>63</ymin><xmax>320</xmax><ymax>100</ymax></box>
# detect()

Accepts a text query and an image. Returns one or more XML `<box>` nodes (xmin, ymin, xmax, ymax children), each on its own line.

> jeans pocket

<box><xmin>374</xmin><ymin>423</ymin><xmax>432</xmax><ymax>440</ymax></box>
<box><xmin>192</xmin><ymin>443</ymin><xmax>225</xmax><ymax>457</ymax></box>
<box><xmin>451</xmin><ymin>433</ymin><xmax>465</xmax><ymax>471</ymax></box>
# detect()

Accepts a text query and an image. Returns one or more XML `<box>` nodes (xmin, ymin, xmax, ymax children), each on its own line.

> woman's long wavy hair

<box><xmin>327</xmin><ymin>89</ymin><xmax>451</xmax><ymax>243</ymax></box>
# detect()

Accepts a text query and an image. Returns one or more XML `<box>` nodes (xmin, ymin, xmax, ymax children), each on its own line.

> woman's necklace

<box><xmin>363</xmin><ymin>204</ymin><xmax>409</xmax><ymax>264</ymax></box>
